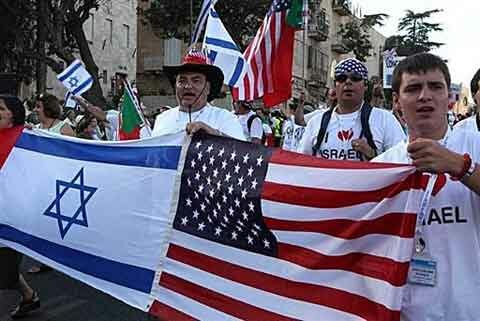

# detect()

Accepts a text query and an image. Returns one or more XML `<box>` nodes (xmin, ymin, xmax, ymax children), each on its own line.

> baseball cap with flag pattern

<box><xmin>334</xmin><ymin>58</ymin><xmax>368</xmax><ymax>80</ymax></box>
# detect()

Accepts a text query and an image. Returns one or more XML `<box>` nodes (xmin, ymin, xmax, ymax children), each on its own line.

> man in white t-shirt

<box><xmin>298</xmin><ymin>58</ymin><xmax>405</xmax><ymax>160</ymax></box>
<box><xmin>282</xmin><ymin>93</ymin><xmax>307</xmax><ymax>151</ymax></box>
<box><xmin>454</xmin><ymin>68</ymin><xmax>480</xmax><ymax>133</ymax></box>
<box><xmin>152</xmin><ymin>49</ymin><xmax>244</xmax><ymax>140</ymax></box>
<box><xmin>373</xmin><ymin>53</ymin><xmax>480</xmax><ymax>321</ymax></box>
<box><xmin>233</xmin><ymin>101</ymin><xmax>263</xmax><ymax>144</ymax></box>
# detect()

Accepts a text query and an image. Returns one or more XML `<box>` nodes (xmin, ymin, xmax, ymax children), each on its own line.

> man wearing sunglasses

<box><xmin>298</xmin><ymin>58</ymin><xmax>405</xmax><ymax>161</ymax></box>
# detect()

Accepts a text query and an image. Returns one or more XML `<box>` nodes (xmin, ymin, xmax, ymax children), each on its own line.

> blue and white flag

<box><xmin>203</xmin><ymin>7</ymin><xmax>246</xmax><ymax>87</ymax></box>
<box><xmin>0</xmin><ymin>129</ymin><xmax>183</xmax><ymax>310</ymax></box>
<box><xmin>57</xmin><ymin>59</ymin><xmax>94</xmax><ymax>96</ymax></box>
<box><xmin>191</xmin><ymin>0</ymin><xmax>218</xmax><ymax>45</ymax></box>
<box><xmin>63</xmin><ymin>91</ymin><xmax>77</xmax><ymax>109</ymax></box>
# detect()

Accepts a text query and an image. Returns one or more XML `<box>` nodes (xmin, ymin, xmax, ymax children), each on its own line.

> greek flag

<box><xmin>203</xmin><ymin>7</ymin><xmax>246</xmax><ymax>87</ymax></box>
<box><xmin>57</xmin><ymin>59</ymin><xmax>94</xmax><ymax>96</ymax></box>
<box><xmin>191</xmin><ymin>0</ymin><xmax>218</xmax><ymax>45</ymax></box>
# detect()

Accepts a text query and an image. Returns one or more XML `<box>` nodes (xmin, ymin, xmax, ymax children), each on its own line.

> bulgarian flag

<box><xmin>118</xmin><ymin>82</ymin><xmax>150</xmax><ymax>140</ymax></box>
<box><xmin>286</xmin><ymin>0</ymin><xmax>308</xmax><ymax>29</ymax></box>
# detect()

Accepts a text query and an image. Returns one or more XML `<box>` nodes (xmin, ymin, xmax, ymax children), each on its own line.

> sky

<box><xmin>357</xmin><ymin>0</ymin><xmax>480</xmax><ymax>91</ymax></box>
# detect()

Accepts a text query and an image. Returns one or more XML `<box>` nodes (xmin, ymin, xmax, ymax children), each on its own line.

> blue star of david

<box><xmin>68</xmin><ymin>76</ymin><xmax>79</xmax><ymax>88</ymax></box>
<box><xmin>44</xmin><ymin>168</ymin><xmax>97</xmax><ymax>239</ymax></box>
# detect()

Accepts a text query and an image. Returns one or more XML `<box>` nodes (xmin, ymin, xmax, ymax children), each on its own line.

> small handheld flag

<box><xmin>57</xmin><ymin>59</ymin><xmax>93</xmax><ymax>96</ymax></box>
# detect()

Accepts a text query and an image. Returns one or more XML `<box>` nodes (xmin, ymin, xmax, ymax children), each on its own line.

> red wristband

<box><xmin>450</xmin><ymin>153</ymin><xmax>472</xmax><ymax>181</ymax></box>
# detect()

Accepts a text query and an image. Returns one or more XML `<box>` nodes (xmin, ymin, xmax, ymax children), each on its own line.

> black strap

<box><xmin>312</xmin><ymin>108</ymin><xmax>333</xmax><ymax>156</ymax></box>
<box><xmin>476</xmin><ymin>113</ymin><xmax>480</xmax><ymax>132</ymax></box>
<box><xmin>312</xmin><ymin>104</ymin><xmax>377</xmax><ymax>160</ymax></box>
<box><xmin>247</xmin><ymin>114</ymin><xmax>261</xmax><ymax>133</ymax></box>
<box><xmin>359</xmin><ymin>103</ymin><xmax>377</xmax><ymax>161</ymax></box>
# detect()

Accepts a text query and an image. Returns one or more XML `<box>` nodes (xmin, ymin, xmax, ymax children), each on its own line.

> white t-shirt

<box><xmin>304</xmin><ymin>109</ymin><xmax>322</xmax><ymax>124</ymax></box>
<box><xmin>454</xmin><ymin>115</ymin><xmax>478</xmax><ymax>133</ymax></box>
<box><xmin>373</xmin><ymin>129</ymin><xmax>480</xmax><ymax>321</ymax></box>
<box><xmin>298</xmin><ymin>104</ymin><xmax>405</xmax><ymax>160</ymax></box>
<box><xmin>105</xmin><ymin>110</ymin><xmax>120</xmax><ymax>141</ymax></box>
<box><xmin>236</xmin><ymin>111</ymin><xmax>263</xmax><ymax>142</ymax></box>
<box><xmin>282</xmin><ymin>115</ymin><xmax>306</xmax><ymax>151</ymax></box>
<box><xmin>152</xmin><ymin>104</ymin><xmax>245</xmax><ymax>141</ymax></box>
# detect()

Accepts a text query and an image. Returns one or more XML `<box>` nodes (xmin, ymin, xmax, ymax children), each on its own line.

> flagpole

<box><xmin>190</xmin><ymin>0</ymin><xmax>194</xmax><ymax>42</ymax></box>
<box><xmin>302</xmin><ymin>0</ymin><xmax>308</xmax><ymax>90</ymax></box>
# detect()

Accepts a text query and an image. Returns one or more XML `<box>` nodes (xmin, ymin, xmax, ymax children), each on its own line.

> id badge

<box><xmin>408</xmin><ymin>256</ymin><xmax>437</xmax><ymax>286</ymax></box>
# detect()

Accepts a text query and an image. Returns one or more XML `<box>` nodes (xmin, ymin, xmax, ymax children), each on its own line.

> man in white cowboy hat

<box><xmin>152</xmin><ymin>49</ymin><xmax>245</xmax><ymax>140</ymax></box>
<box><xmin>298</xmin><ymin>57</ymin><xmax>405</xmax><ymax>161</ymax></box>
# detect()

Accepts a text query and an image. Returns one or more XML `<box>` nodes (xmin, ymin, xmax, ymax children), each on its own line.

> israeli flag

<box><xmin>64</xmin><ymin>91</ymin><xmax>77</xmax><ymax>109</ymax></box>
<box><xmin>57</xmin><ymin>59</ymin><xmax>94</xmax><ymax>96</ymax></box>
<box><xmin>203</xmin><ymin>7</ymin><xmax>246</xmax><ymax>87</ymax></box>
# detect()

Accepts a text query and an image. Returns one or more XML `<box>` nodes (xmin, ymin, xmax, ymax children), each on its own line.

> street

<box><xmin>0</xmin><ymin>258</ymin><xmax>155</xmax><ymax>321</ymax></box>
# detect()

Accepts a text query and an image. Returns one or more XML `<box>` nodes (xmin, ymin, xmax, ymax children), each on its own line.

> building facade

<box><xmin>39</xmin><ymin>0</ymin><xmax>138</xmax><ymax>103</ymax></box>
<box><xmin>292</xmin><ymin>0</ymin><xmax>386</xmax><ymax>105</ymax></box>
<box><xmin>136</xmin><ymin>0</ymin><xmax>387</xmax><ymax>111</ymax></box>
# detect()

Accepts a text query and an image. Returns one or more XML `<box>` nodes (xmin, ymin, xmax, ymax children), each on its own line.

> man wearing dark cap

<box><xmin>298</xmin><ymin>57</ymin><xmax>405</xmax><ymax>161</ymax></box>
<box><xmin>233</xmin><ymin>100</ymin><xmax>263</xmax><ymax>144</ymax></box>
<box><xmin>152</xmin><ymin>50</ymin><xmax>245</xmax><ymax>140</ymax></box>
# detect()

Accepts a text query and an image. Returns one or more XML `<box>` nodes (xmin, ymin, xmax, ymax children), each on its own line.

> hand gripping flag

<box><xmin>0</xmin><ymin>128</ymin><xmax>435</xmax><ymax>321</ymax></box>
<box><xmin>57</xmin><ymin>59</ymin><xmax>93</xmax><ymax>96</ymax></box>
<box><xmin>203</xmin><ymin>6</ymin><xmax>247</xmax><ymax>87</ymax></box>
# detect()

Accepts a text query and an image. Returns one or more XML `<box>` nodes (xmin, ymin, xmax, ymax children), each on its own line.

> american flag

<box><xmin>232</xmin><ymin>0</ymin><xmax>296</xmax><ymax>107</ymax></box>
<box><xmin>149</xmin><ymin>133</ymin><xmax>426</xmax><ymax>321</ymax></box>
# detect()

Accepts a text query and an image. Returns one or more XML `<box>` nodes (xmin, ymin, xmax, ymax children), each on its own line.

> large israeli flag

<box><xmin>0</xmin><ymin>129</ymin><xmax>183</xmax><ymax>310</ymax></box>
<box><xmin>203</xmin><ymin>7</ymin><xmax>246</xmax><ymax>87</ymax></box>
<box><xmin>57</xmin><ymin>59</ymin><xmax>94</xmax><ymax>96</ymax></box>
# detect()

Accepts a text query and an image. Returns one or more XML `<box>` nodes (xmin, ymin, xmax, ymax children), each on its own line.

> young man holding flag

<box><xmin>374</xmin><ymin>53</ymin><xmax>480</xmax><ymax>320</ymax></box>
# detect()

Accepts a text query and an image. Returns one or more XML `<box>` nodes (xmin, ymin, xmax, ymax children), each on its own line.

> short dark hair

<box><xmin>36</xmin><ymin>93</ymin><xmax>61</xmax><ymax>119</ymax></box>
<box><xmin>470</xmin><ymin>68</ymin><xmax>480</xmax><ymax>103</ymax></box>
<box><xmin>392</xmin><ymin>53</ymin><xmax>451</xmax><ymax>94</ymax></box>
<box><xmin>0</xmin><ymin>94</ymin><xmax>25</xmax><ymax>126</ymax></box>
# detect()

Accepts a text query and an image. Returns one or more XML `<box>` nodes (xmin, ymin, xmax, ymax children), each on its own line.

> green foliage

<box><xmin>339</xmin><ymin>13</ymin><xmax>389</xmax><ymax>62</ymax></box>
<box><xmin>146</xmin><ymin>0</ymin><xmax>271</xmax><ymax>49</ymax></box>
<box><xmin>392</xmin><ymin>9</ymin><xmax>444</xmax><ymax>55</ymax></box>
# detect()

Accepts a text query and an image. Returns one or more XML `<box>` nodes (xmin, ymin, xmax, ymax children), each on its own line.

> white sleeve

<box><xmin>218</xmin><ymin>113</ymin><xmax>247</xmax><ymax>141</ymax></box>
<box><xmin>298</xmin><ymin>118</ymin><xmax>317</xmax><ymax>154</ymax></box>
<box><xmin>250</xmin><ymin>117</ymin><xmax>264</xmax><ymax>139</ymax></box>
<box><xmin>380</xmin><ymin>111</ymin><xmax>406</xmax><ymax>152</ymax></box>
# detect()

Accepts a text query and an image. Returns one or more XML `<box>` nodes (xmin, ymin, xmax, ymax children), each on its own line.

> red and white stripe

<box><xmin>233</xmin><ymin>9</ymin><xmax>285</xmax><ymax>103</ymax></box>
<box><xmin>150</xmin><ymin>149</ymin><xmax>423</xmax><ymax>321</ymax></box>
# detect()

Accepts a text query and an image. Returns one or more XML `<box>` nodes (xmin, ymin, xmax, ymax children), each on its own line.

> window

<box><xmin>105</xmin><ymin>18</ymin><xmax>113</xmax><ymax>44</ymax></box>
<box><xmin>123</xmin><ymin>24</ymin><xmax>130</xmax><ymax>48</ymax></box>
<box><xmin>103</xmin><ymin>70</ymin><xmax>108</xmax><ymax>84</ymax></box>
<box><xmin>164</xmin><ymin>38</ymin><xmax>182</xmax><ymax>65</ymax></box>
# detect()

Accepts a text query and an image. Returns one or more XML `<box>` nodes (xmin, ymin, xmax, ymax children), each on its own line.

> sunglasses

<box><xmin>335</xmin><ymin>74</ymin><xmax>364</xmax><ymax>83</ymax></box>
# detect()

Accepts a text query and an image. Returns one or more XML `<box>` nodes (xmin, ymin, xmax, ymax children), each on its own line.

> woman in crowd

<box><xmin>34</xmin><ymin>93</ymin><xmax>75</xmax><ymax>136</ymax></box>
<box><xmin>0</xmin><ymin>94</ymin><xmax>41</xmax><ymax>319</ymax></box>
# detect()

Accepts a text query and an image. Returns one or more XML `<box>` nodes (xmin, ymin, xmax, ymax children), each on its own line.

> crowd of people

<box><xmin>2</xmin><ymin>50</ymin><xmax>480</xmax><ymax>320</ymax></box>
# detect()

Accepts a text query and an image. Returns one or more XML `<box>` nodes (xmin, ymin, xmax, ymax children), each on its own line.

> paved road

<box><xmin>0</xmin><ymin>258</ymin><xmax>156</xmax><ymax>321</ymax></box>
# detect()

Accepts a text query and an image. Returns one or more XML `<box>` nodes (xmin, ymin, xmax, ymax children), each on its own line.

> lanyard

<box><xmin>412</xmin><ymin>128</ymin><xmax>450</xmax><ymax>255</ymax></box>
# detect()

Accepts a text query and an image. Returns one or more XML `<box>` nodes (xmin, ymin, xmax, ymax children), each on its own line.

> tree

<box><xmin>0</xmin><ymin>0</ymin><xmax>109</xmax><ymax>106</ymax></box>
<box><xmin>395</xmin><ymin>9</ymin><xmax>444</xmax><ymax>55</ymax></box>
<box><xmin>145</xmin><ymin>0</ymin><xmax>271</xmax><ymax>49</ymax></box>
<box><xmin>338</xmin><ymin>13</ymin><xmax>389</xmax><ymax>62</ymax></box>
<box><xmin>0</xmin><ymin>1</ymin><xmax>36</xmax><ymax>83</ymax></box>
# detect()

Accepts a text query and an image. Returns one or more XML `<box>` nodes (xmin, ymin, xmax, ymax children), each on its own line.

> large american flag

<box><xmin>231</xmin><ymin>0</ymin><xmax>296</xmax><ymax>107</ymax></box>
<box><xmin>148</xmin><ymin>133</ymin><xmax>426</xmax><ymax>321</ymax></box>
